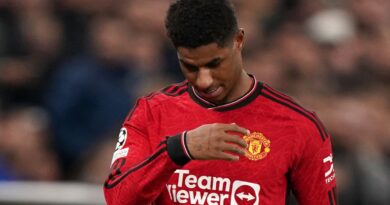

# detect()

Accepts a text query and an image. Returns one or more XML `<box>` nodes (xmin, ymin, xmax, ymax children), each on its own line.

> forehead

<box><xmin>177</xmin><ymin>43</ymin><xmax>231</xmax><ymax>65</ymax></box>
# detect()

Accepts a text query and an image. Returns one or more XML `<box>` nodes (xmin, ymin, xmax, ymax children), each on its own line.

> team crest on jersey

<box><xmin>243</xmin><ymin>132</ymin><xmax>271</xmax><ymax>161</ymax></box>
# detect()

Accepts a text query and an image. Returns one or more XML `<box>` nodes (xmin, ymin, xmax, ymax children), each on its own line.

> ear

<box><xmin>235</xmin><ymin>28</ymin><xmax>245</xmax><ymax>50</ymax></box>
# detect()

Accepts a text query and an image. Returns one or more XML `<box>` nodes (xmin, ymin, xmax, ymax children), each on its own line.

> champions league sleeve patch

<box><xmin>111</xmin><ymin>128</ymin><xmax>129</xmax><ymax>165</ymax></box>
<box><xmin>115</xmin><ymin>128</ymin><xmax>127</xmax><ymax>151</ymax></box>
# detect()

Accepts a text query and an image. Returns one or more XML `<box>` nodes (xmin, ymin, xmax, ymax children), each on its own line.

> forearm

<box><xmin>104</xmin><ymin>133</ymin><xmax>191</xmax><ymax>205</ymax></box>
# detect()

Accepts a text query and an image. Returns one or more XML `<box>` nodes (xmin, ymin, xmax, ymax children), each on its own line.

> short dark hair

<box><xmin>165</xmin><ymin>0</ymin><xmax>238</xmax><ymax>48</ymax></box>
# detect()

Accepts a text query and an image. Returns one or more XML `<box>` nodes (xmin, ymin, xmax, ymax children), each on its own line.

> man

<box><xmin>104</xmin><ymin>0</ymin><xmax>337</xmax><ymax>204</ymax></box>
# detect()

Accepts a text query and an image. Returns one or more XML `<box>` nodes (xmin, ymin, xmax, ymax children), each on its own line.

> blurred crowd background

<box><xmin>0</xmin><ymin>0</ymin><xmax>389</xmax><ymax>204</ymax></box>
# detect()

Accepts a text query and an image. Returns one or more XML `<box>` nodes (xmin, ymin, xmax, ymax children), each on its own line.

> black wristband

<box><xmin>166</xmin><ymin>132</ymin><xmax>192</xmax><ymax>166</ymax></box>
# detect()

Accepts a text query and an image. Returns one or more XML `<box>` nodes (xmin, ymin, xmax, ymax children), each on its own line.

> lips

<box><xmin>197</xmin><ymin>86</ymin><xmax>223</xmax><ymax>99</ymax></box>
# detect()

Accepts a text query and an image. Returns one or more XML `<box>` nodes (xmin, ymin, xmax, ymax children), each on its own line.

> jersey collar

<box><xmin>188</xmin><ymin>74</ymin><xmax>262</xmax><ymax>111</ymax></box>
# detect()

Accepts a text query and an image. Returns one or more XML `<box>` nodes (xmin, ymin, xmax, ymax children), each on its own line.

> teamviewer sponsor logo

<box><xmin>166</xmin><ymin>169</ymin><xmax>260</xmax><ymax>205</ymax></box>
<box><xmin>231</xmin><ymin>180</ymin><xmax>260</xmax><ymax>205</ymax></box>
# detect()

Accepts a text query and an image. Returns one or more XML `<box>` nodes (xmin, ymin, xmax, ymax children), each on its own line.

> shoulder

<box><xmin>124</xmin><ymin>81</ymin><xmax>189</xmax><ymax>123</ymax></box>
<box><xmin>143</xmin><ymin>80</ymin><xmax>189</xmax><ymax>101</ymax></box>
<box><xmin>136</xmin><ymin>81</ymin><xmax>190</xmax><ymax>108</ymax></box>
<box><xmin>260</xmin><ymin>84</ymin><xmax>329</xmax><ymax>142</ymax></box>
<box><xmin>149</xmin><ymin>80</ymin><xmax>189</xmax><ymax>98</ymax></box>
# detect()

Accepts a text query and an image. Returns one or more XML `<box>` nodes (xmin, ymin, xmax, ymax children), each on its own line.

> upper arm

<box><xmin>290</xmin><ymin>116</ymin><xmax>337</xmax><ymax>205</ymax></box>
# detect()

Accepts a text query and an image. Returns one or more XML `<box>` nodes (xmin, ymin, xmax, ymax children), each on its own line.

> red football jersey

<box><xmin>104</xmin><ymin>76</ymin><xmax>337</xmax><ymax>205</ymax></box>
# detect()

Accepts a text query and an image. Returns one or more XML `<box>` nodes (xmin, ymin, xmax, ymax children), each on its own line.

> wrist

<box><xmin>166</xmin><ymin>131</ymin><xmax>193</xmax><ymax>165</ymax></box>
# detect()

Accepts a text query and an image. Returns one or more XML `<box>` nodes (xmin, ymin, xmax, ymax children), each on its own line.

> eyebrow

<box><xmin>179</xmin><ymin>57</ymin><xmax>222</xmax><ymax>68</ymax></box>
<box><xmin>204</xmin><ymin>58</ymin><xmax>222</xmax><ymax>67</ymax></box>
<box><xmin>179</xmin><ymin>59</ymin><xmax>197</xmax><ymax>68</ymax></box>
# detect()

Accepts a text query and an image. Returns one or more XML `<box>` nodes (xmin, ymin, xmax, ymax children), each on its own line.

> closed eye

<box><xmin>205</xmin><ymin>58</ymin><xmax>222</xmax><ymax>69</ymax></box>
<box><xmin>180</xmin><ymin>61</ymin><xmax>198</xmax><ymax>72</ymax></box>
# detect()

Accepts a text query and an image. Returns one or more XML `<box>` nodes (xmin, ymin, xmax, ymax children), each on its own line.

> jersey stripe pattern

<box><xmin>104</xmin><ymin>75</ymin><xmax>337</xmax><ymax>205</ymax></box>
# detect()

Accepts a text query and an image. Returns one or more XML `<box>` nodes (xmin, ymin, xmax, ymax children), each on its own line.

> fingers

<box><xmin>223</xmin><ymin>134</ymin><xmax>247</xmax><ymax>148</ymax></box>
<box><xmin>226</xmin><ymin>123</ymin><xmax>250</xmax><ymax>136</ymax></box>
<box><xmin>216</xmin><ymin>123</ymin><xmax>249</xmax><ymax>161</ymax></box>
<box><xmin>223</xmin><ymin>123</ymin><xmax>249</xmax><ymax>148</ymax></box>
<box><xmin>218</xmin><ymin>152</ymin><xmax>240</xmax><ymax>161</ymax></box>
<box><xmin>186</xmin><ymin>123</ymin><xmax>250</xmax><ymax>161</ymax></box>
<box><xmin>219</xmin><ymin>143</ymin><xmax>246</xmax><ymax>156</ymax></box>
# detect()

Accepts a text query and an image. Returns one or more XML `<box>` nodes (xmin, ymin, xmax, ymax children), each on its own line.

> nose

<box><xmin>195</xmin><ymin>68</ymin><xmax>213</xmax><ymax>90</ymax></box>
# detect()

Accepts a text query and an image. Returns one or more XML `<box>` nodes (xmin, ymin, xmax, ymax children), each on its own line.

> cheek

<box><xmin>224</xmin><ymin>59</ymin><xmax>240</xmax><ymax>78</ymax></box>
<box><xmin>181</xmin><ymin>69</ymin><xmax>196</xmax><ymax>83</ymax></box>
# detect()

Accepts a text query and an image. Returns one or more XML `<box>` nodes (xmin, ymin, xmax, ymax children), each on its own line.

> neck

<box><xmin>226</xmin><ymin>71</ymin><xmax>253</xmax><ymax>103</ymax></box>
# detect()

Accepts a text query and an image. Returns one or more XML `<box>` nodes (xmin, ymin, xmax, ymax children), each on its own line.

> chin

<box><xmin>213</xmin><ymin>96</ymin><xmax>229</xmax><ymax>105</ymax></box>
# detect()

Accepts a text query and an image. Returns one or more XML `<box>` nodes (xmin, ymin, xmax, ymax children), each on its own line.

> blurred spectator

<box><xmin>0</xmin><ymin>107</ymin><xmax>59</xmax><ymax>181</ymax></box>
<box><xmin>0</xmin><ymin>57</ymin><xmax>43</xmax><ymax>107</ymax></box>
<box><xmin>316</xmin><ymin>94</ymin><xmax>390</xmax><ymax>205</ymax></box>
<box><xmin>119</xmin><ymin>0</ymin><xmax>183</xmax><ymax>82</ymax></box>
<box><xmin>45</xmin><ymin>15</ymin><xmax>139</xmax><ymax>179</ymax></box>
<box><xmin>0</xmin><ymin>0</ymin><xmax>64</xmax><ymax>109</ymax></box>
<box><xmin>78</xmin><ymin>137</ymin><xmax>115</xmax><ymax>184</ymax></box>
